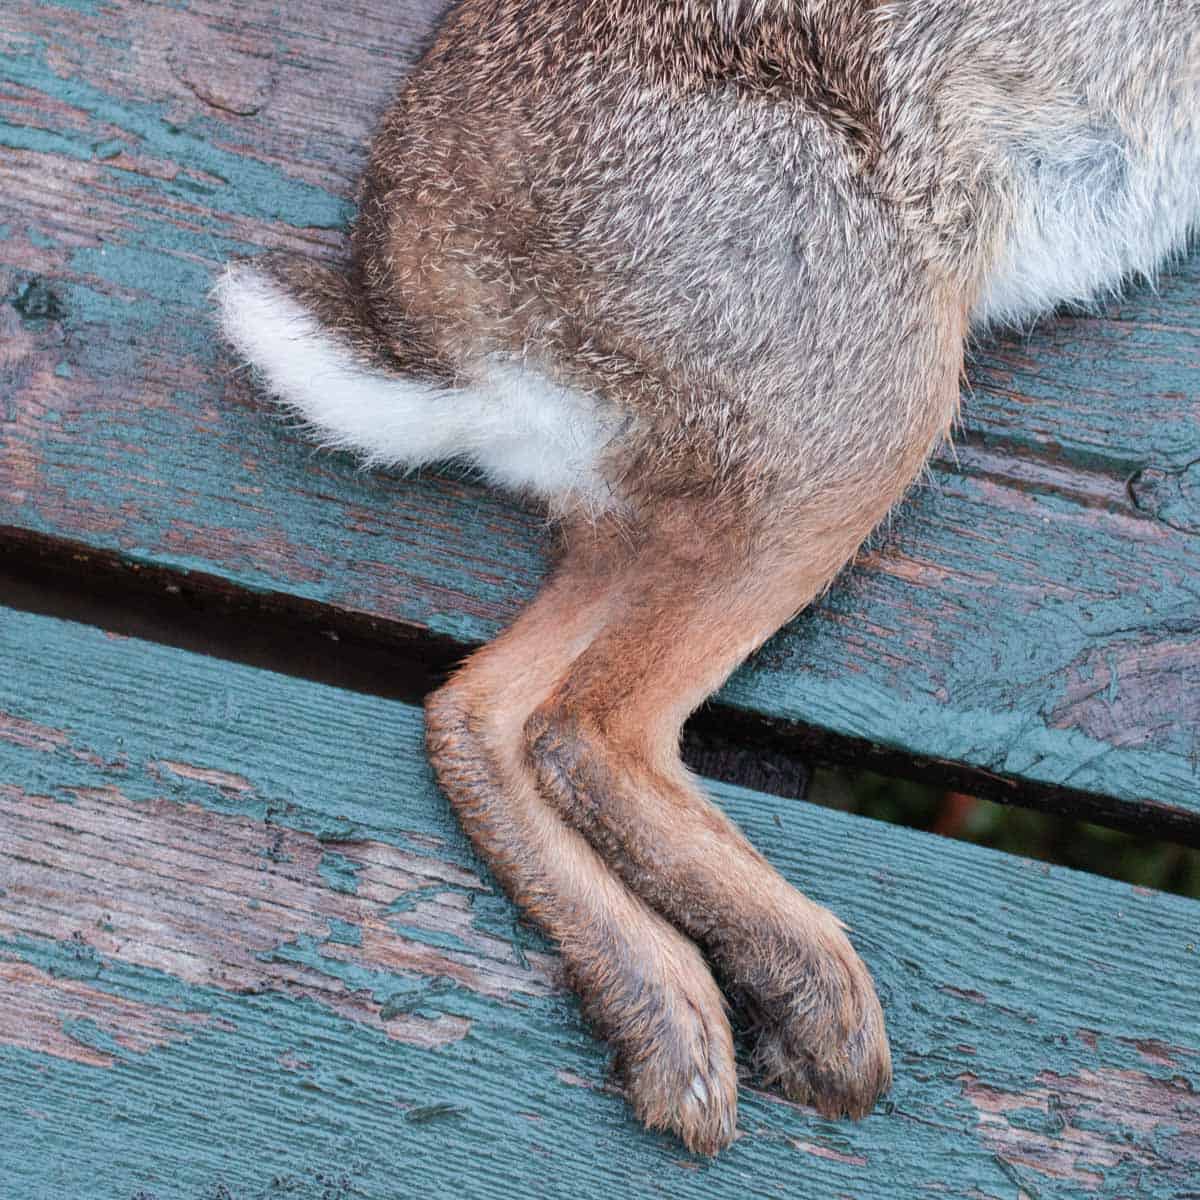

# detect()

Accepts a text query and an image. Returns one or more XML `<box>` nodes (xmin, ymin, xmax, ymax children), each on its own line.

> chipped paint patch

<box><xmin>0</xmin><ymin>959</ymin><xmax>210</xmax><ymax>1067</ymax></box>
<box><xmin>961</xmin><ymin>1068</ymin><xmax>1200</xmax><ymax>1186</ymax></box>
<box><xmin>0</xmin><ymin>712</ymin><xmax>69</xmax><ymax>753</ymax></box>
<box><xmin>788</xmin><ymin>1138</ymin><xmax>868</xmax><ymax>1167</ymax></box>
<box><xmin>1119</xmin><ymin>1037</ymin><xmax>1197</xmax><ymax>1068</ymax></box>
<box><xmin>319</xmin><ymin>850</ymin><xmax>361</xmax><ymax>895</ymax></box>
<box><xmin>154</xmin><ymin>759</ymin><xmax>254</xmax><ymax>793</ymax></box>
<box><xmin>1129</xmin><ymin>459</ymin><xmax>1200</xmax><ymax>534</ymax></box>
<box><xmin>0</xmin><ymin>781</ymin><xmax>550</xmax><ymax>1049</ymax></box>
<box><xmin>0</xmin><ymin>40</ymin><xmax>353</xmax><ymax>230</ymax></box>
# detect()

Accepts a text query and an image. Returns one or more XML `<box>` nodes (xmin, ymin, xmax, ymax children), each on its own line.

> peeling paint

<box><xmin>0</xmin><ymin>711</ymin><xmax>69</xmax><ymax>753</ymax></box>
<box><xmin>0</xmin><ymin>959</ymin><xmax>210</xmax><ymax>1068</ymax></box>
<box><xmin>1129</xmin><ymin>459</ymin><xmax>1200</xmax><ymax>534</ymax></box>
<box><xmin>788</xmin><ymin>1138</ymin><xmax>868</xmax><ymax>1167</ymax></box>
<box><xmin>154</xmin><ymin>759</ymin><xmax>254</xmax><ymax>793</ymax></box>
<box><xmin>319</xmin><ymin>850</ymin><xmax>361</xmax><ymax>895</ymax></box>
<box><xmin>961</xmin><ymin>1068</ymin><xmax>1200</xmax><ymax>1187</ymax></box>
<box><xmin>0</xmin><ymin>609</ymin><xmax>1196</xmax><ymax>1199</ymax></box>
<box><xmin>0</xmin><ymin>41</ymin><xmax>353</xmax><ymax>230</ymax></box>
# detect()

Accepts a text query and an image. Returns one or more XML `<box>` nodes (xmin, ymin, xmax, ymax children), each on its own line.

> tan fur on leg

<box><xmin>425</xmin><ymin>566</ymin><xmax>739</xmax><ymax>1153</ymax></box>
<box><xmin>519</xmin><ymin>504</ymin><xmax>897</xmax><ymax>1116</ymax></box>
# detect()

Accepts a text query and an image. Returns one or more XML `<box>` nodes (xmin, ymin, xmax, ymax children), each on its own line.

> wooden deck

<box><xmin>1</xmin><ymin>2</ymin><xmax>1198</xmax><ymax>1197</ymax></box>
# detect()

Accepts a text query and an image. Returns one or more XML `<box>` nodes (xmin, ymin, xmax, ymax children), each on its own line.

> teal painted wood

<box><xmin>1</xmin><ymin>0</ymin><xmax>1198</xmax><ymax>823</ymax></box>
<box><xmin>1</xmin><ymin>606</ymin><xmax>1198</xmax><ymax>1199</ymax></box>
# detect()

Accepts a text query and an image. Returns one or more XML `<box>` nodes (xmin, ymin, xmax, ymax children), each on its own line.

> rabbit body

<box><xmin>216</xmin><ymin>0</ymin><xmax>1200</xmax><ymax>1154</ymax></box>
<box><xmin>219</xmin><ymin>2</ymin><xmax>1200</xmax><ymax>511</ymax></box>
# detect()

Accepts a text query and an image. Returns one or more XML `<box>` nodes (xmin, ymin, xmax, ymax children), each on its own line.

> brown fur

<box><xmin>424</xmin><ymin>557</ymin><xmax>741</xmax><ymax>1152</ymax></box>
<box><xmin>220</xmin><ymin>0</ymin><xmax>1200</xmax><ymax>1154</ymax></box>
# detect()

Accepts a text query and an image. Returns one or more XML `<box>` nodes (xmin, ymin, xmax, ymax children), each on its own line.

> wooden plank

<box><xmin>0</xmin><ymin>606</ymin><xmax>1198</xmax><ymax>1199</ymax></box>
<box><xmin>1</xmin><ymin>0</ymin><xmax>1198</xmax><ymax>828</ymax></box>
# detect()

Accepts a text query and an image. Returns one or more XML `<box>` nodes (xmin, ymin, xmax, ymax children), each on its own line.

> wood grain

<box><xmin>1</xmin><ymin>606</ymin><xmax>1197</xmax><ymax>1199</ymax></box>
<box><xmin>0</xmin><ymin>0</ymin><xmax>1197</xmax><ymax>829</ymax></box>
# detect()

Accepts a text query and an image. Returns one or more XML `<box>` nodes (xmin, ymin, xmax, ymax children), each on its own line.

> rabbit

<box><xmin>215</xmin><ymin>0</ymin><xmax>1200</xmax><ymax>1154</ymax></box>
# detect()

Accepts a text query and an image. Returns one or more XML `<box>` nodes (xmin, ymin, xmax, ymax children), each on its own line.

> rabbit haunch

<box><xmin>218</xmin><ymin>91</ymin><xmax>1200</xmax><ymax>504</ymax></box>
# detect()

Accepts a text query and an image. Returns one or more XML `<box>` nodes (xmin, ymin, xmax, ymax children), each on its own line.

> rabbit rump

<box><xmin>216</xmin><ymin>0</ymin><xmax>1200</xmax><ymax>1154</ymax></box>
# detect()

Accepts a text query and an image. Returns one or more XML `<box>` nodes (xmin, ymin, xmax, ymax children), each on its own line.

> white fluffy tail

<box><xmin>213</xmin><ymin>261</ymin><xmax>619</xmax><ymax>507</ymax></box>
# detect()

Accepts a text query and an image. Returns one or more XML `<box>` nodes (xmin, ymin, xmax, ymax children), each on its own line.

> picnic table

<box><xmin>1</xmin><ymin>3</ymin><xmax>1198</xmax><ymax>1197</ymax></box>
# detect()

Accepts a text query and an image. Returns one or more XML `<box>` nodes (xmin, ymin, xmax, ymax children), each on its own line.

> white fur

<box><xmin>213</xmin><ymin>263</ymin><xmax>621</xmax><ymax>509</ymax></box>
<box><xmin>975</xmin><ymin>111</ymin><xmax>1200</xmax><ymax>326</ymax></box>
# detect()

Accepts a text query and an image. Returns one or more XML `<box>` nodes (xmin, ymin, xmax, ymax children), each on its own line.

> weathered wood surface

<box><xmin>1</xmin><ymin>606</ymin><xmax>1198</xmax><ymax>1200</ymax></box>
<box><xmin>1</xmin><ymin>1</ymin><xmax>1198</xmax><ymax>830</ymax></box>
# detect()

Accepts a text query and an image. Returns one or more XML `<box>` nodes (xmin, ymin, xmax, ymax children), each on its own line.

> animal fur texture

<box><xmin>215</xmin><ymin>0</ymin><xmax>1200</xmax><ymax>1154</ymax></box>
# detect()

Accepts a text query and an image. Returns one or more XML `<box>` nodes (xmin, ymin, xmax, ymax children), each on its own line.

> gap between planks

<box><xmin>2</xmin><ymin>520</ymin><xmax>1199</xmax><ymax>851</ymax></box>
